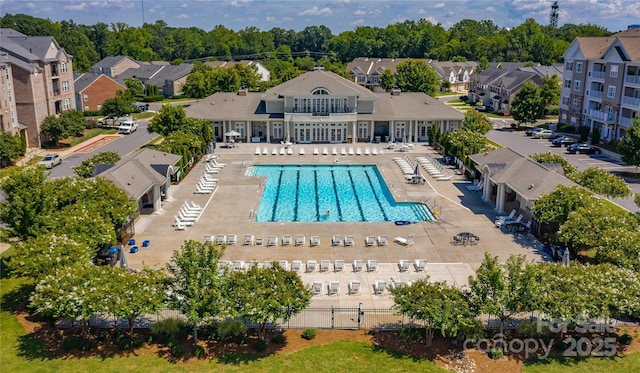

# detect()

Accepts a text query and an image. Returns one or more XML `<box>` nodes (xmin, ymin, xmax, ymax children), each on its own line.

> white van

<box><xmin>118</xmin><ymin>121</ymin><xmax>138</xmax><ymax>134</ymax></box>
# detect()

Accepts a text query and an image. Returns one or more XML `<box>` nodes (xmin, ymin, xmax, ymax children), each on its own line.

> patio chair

<box><xmin>272</xmin><ymin>148</ymin><xmax>277</xmax><ymax>155</ymax></box>
<box><xmin>267</xmin><ymin>235</ymin><xmax>277</xmax><ymax>246</ymax></box>
<box><xmin>356</xmin><ymin>147</ymin><xmax>362</xmax><ymax>155</ymax></box>
<box><xmin>367</xmin><ymin>260</ymin><xmax>378</xmax><ymax>272</ymax></box>
<box><xmin>306</xmin><ymin>260</ymin><xmax>317</xmax><ymax>273</ymax></box>
<box><xmin>279</xmin><ymin>147</ymin><xmax>285</xmax><ymax>155</ymax></box>
<box><xmin>414</xmin><ymin>259</ymin><xmax>427</xmax><ymax>272</ymax></box>
<box><xmin>372</xmin><ymin>148</ymin><xmax>378</xmax><ymax>155</ymax></box>
<box><xmin>248</xmin><ymin>261</ymin><xmax>259</xmax><ymax>269</ymax></box>
<box><xmin>341</xmin><ymin>148</ymin><xmax>347</xmax><ymax>156</ymax></box>
<box><xmin>173</xmin><ymin>219</ymin><xmax>187</xmax><ymax>230</ymax></box>
<box><xmin>332</xmin><ymin>147</ymin><xmax>338</xmax><ymax>155</ymax></box>
<box><xmin>282</xmin><ymin>235</ymin><xmax>292</xmax><ymax>246</ymax></box>
<box><xmin>328</xmin><ymin>281</ymin><xmax>340</xmax><ymax>296</ymax></box>
<box><xmin>313</xmin><ymin>147</ymin><xmax>319</xmax><ymax>155</ymax></box>
<box><xmin>278</xmin><ymin>260</ymin><xmax>288</xmax><ymax>270</ymax></box>
<box><xmin>365</xmin><ymin>148</ymin><xmax>370</xmax><ymax>155</ymax></box>
<box><xmin>348</xmin><ymin>280</ymin><xmax>361</xmax><ymax>295</ymax></box>
<box><xmin>377</xmin><ymin>235</ymin><xmax>388</xmax><ymax>246</ymax></box>
<box><xmin>142</xmin><ymin>240</ymin><xmax>150</xmax><ymax>247</ymax></box>
<box><xmin>299</xmin><ymin>147</ymin><xmax>305</xmax><ymax>155</ymax></box>
<box><xmin>344</xmin><ymin>235</ymin><xmax>355</xmax><ymax>246</ymax></box>
<box><xmin>295</xmin><ymin>235</ymin><xmax>306</xmax><ymax>246</ymax></box>
<box><xmin>226</xmin><ymin>234</ymin><xmax>237</xmax><ymax>245</ymax></box>
<box><xmin>233</xmin><ymin>260</ymin><xmax>245</xmax><ymax>271</ymax></box>
<box><xmin>334</xmin><ymin>259</ymin><xmax>345</xmax><ymax>272</ymax></box>
<box><xmin>320</xmin><ymin>260</ymin><xmax>330</xmax><ymax>272</ymax></box>
<box><xmin>291</xmin><ymin>260</ymin><xmax>302</xmax><ymax>272</ymax></box>
<box><xmin>216</xmin><ymin>234</ymin><xmax>226</xmax><ymax>245</ymax></box>
<box><xmin>332</xmin><ymin>235</ymin><xmax>343</xmax><ymax>246</ymax></box>
<box><xmin>393</xmin><ymin>234</ymin><xmax>414</xmax><ymax>246</ymax></box>
<box><xmin>243</xmin><ymin>234</ymin><xmax>254</xmax><ymax>246</ymax></box>
<box><xmin>263</xmin><ymin>261</ymin><xmax>273</xmax><ymax>269</ymax></box>
<box><xmin>365</xmin><ymin>236</ymin><xmax>376</xmax><ymax>246</ymax></box>
<box><xmin>310</xmin><ymin>236</ymin><xmax>320</xmax><ymax>246</ymax></box>
<box><xmin>348</xmin><ymin>147</ymin><xmax>355</xmax><ymax>155</ymax></box>
<box><xmin>452</xmin><ymin>235</ymin><xmax>464</xmax><ymax>246</ymax></box>
<box><xmin>204</xmin><ymin>234</ymin><xmax>214</xmax><ymax>242</ymax></box>
<box><xmin>287</xmin><ymin>147</ymin><xmax>293</xmax><ymax>155</ymax></box>
<box><xmin>263</xmin><ymin>147</ymin><xmax>268</xmax><ymax>155</ymax></box>
<box><xmin>323</xmin><ymin>147</ymin><xmax>328</xmax><ymax>155</ymax></box>
<box><xmin>255</xmin><ymin>147</ymin><xmax>261</xmax><ymax>155</ymax></box>
<box><xmin>353</xmin><ymin>260</ymin><xmax>364</xmax><ymax>272</ymax></box>
<box><xmin>373</xmin><ymin>281</ymin><xmax>387</xmax><ymax>295</ymax></box>
<box><xmin>312</xmin><ymin>282</ymin><xmax>323</xmax><ymax>296</ymax></box>
<box><xmin>399</xmin><ymin>259</ymin><xmax>411</xmax><ymax>272</ymax></box>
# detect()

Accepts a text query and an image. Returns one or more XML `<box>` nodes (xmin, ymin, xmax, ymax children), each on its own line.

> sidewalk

<box><xmin>15</xmin><ymin>134</ymin><xmax>120</xmax><ymax>167</ymax></box>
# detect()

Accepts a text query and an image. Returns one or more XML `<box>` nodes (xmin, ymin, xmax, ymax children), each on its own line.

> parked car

<box><xmin>97</xmin><ymin>115</ymin><xmax>132</xmax><ymax>127</ymax></box>
<box><xmin>118</xmin><ymin>121</ymin><xmax>138</xmax><ymax>134</ymax></box>
<box><xmin>525</xmin><ymin>127</ymin><xmax>543</xmax><ymax>136</ymax></box>
<box><xmin>532</xmin><ymin>129</ymin><xmax>555</xmax><ymax>139</ymax></box>
<box><xmin>567</xmin><ymin>143</ymin><xmax>602</xmax><ymax>154</ymax></box>
<box><xmin>551</xmin><ymin>136</ymin><xmax>578</xmax><ymax>147</ymax></box>
<box><xmin>133</xmin><ymin>103</ymin><xmax>148</xmax><ymax>112</ymax></box>
<box><xmin>38</xmin><ymin>153</ymin><xmax>61</xmax><ymax>169</ymax></box>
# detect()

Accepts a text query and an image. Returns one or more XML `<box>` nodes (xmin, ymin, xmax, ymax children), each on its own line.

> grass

<box><xmin>133</xmin><ymin>112</ymin><xmax>155</xmax><ymax>121</ymax></box>
<box><xmin>523</xmin><ymin>353</ymin><xmax>640</xmax><ymax>373</ymax></box>
<box><xmin>59</xmin><ymin>128</ymin><xmax>118</xmax><ymax>148</ymax></box>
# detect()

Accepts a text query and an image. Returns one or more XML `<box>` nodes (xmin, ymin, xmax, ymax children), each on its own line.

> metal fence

<box><xmin>58</xmin><ymin>307</ymin><xmax>639</xmax><ymax>331</ymax></box>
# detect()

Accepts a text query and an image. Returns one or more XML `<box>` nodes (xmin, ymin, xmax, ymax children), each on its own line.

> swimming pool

<box><xmin>248</xmin><ymin>165</ymin><xmax>434</xmax><ymax>222</ymax></box>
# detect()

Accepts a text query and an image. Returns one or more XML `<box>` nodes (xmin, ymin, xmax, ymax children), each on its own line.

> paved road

<box><xmin>486</xmin><ymin>128</ymin><xmax>639</xmax><ymax>213</ymax></box>
<box><xmin>47</xmin><ymin>120</ymin><xmax>157</xmax><ymax>179</ymax></box>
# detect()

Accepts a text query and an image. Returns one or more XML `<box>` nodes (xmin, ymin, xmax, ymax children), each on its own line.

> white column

<box><xmin>495</xmin><ymin>183</ymin><xmax>506</xmax><ymax>214</ymax></box>
<box><xmin>164</xmin><ymin>178</ymin><xmax>172</xmax><ymax>202</ymax></box>
<box><xmin>266</xmin><ymin>121</ymin><xmax>270</xmax><ymax>143</ymax></box>
<box><xmin>351</xmin><ymin>122</ymin><xmax>357</xmax><ymax>143</ymax></box>
<box><xmin>370</xmin><ymin>121</ymin><xmax>374</xmax><ymax>142</ymax></box>
<box><xmin>152</xmin><ymin>184</ymin><xmax>162</xmax><ymax>213</ymax></box>
<box><xmin>482</xmin><ymin>173</ymin><xmax>491</xmax><ymax>202</ymax></box>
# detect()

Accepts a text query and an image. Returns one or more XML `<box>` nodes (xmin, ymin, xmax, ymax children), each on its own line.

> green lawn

<box><xmin>60</xmin><ymin>128</ymin><xmax>118</xmax><ymax>148</ymax></box>
<box><xmin>523</xmin><ymin>353</ymin><xmax>640</xmax><ymax>373</ymax></box>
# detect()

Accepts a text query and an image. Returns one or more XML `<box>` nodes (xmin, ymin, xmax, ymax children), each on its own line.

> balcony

<box><xmin>590</xmin><ymin>70</ymin><xmax>605</xmax><ymax>80</ymax></box>
<box><xmin>619</xmin><ymin>117</ymin><xmax>633</xmax><ymax>127</ymax></box>
<box><xmin>622</xmin><ymin>96</ymin><xmax>640</xmax><ymax>108</ymax></box>
<box><xmin>588</xmin><ymin>90</ymin><xmax>603</xmax><ymax>99</ymax></box>
<box><xmin>625</xmin><ymin>75</ymin><xmax>640</xmax><ymax>86</ymax></box>
<box><xmin>588</xmin><ymin>109</ymin><xmax>617</xmax><ymax>124</ymax></box>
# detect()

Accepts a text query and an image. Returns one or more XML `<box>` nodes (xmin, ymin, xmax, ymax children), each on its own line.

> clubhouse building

<box><xmin>186</xmin><ymin>68</ymin><xmax>464</xmax><ymax>144</ymax></box>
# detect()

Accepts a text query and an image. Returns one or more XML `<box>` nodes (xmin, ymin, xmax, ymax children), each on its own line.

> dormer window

<box><xmin>313</xmin><ymin>88</ymin><xmax>329</xmax><ymax>95</ymax></box>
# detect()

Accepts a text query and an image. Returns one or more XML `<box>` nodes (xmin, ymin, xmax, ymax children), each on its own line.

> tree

<box><xmin>124</xmin><ymin>78</ymin><xmax>145</xmax><ymax>97</ymax></box>
<box><xmin>72</xmin><ymin>151</ymin><xmax>121</xmax><ymax>178</ymax></box>
<box><xmin>462</xmin><ymin>109</ymin><xmax>493</xmax><ymax>134</ymax></box>
<box><xmin>226</xmin><ymin>262</ymin><xmax>312</xmax><ymax>340</ymax></box>
<box><xmin>230</xmin><ymin>63</ymin><xmax>259</xmax><ymax>90</ymax></box>
<box><xmin>395</xmin><ymin>59</ymin><xmax>440</xmax><ymax>96</ymax></box>
<box><xmin>510</xmin><ymin>81</ymin><xmax>544</xmax><ymax>125</ymax></box>
<box><xmin>7</xmin><ymin>233</ymin><xmax>94</xmax><ymax>280</ymax></box>
<box><xmin>467</xmin><ymin>254</ymin><xmax>539</xmax><ymax>340</ymax></box>
<box><xmin>154</xmin><ymin>131</ymin><xmax>204</xmax><ymax>170</ymax></box>
<box><xmin>165</xmin><ymin>240</ymin><xmax>227</xmax><ymax>344</ymax></box>
<box><xmin>40</xmin><ymin>116</ymin><xmax>68</xmax><ymax>147</ymax></box>
<box><xmin>102</xmin><ymin>95</ymin><xmax>131</xmax><ymax>123</ymax></box>
<box><xmin>569</xmin><ymin>167</ymin><xmax>631</xmax><ymax>198</ymax></box>
<box><xmin>0</xmin><ymin>167</ymin><xmax>52</xmax><ymax>239</ymax></box>
<box><xmin>531</xmin><ymin>185</ymin><xmax>596</xmax><ymax>225</ymax></box>
<box><xmin>530</xmin><ymin>153</ymin><xmax>577</xmax><ymax>175</ymax></box>
<box><xmin>594</xmin><ymin>228</ymin><xmax>640</xmax><ymax>271</ymax></box>
<box><xmin>444</xmin><ymin>129</ymin><xmax>491</xmax><ymax>164</ymax></box>
<box><xmin>148</xmin><ymin>105</ymin><xmax>187</xmax><ymax>136</ymax></box>
<box><xmin>635</xmin><ymin>193</ymin><xmax>640</xmax><ymax>209</ymax></box>
<box><xmin>0</xmin><ymin>131</ymin><xmax>26</xmax><ymax>167</ymax></box>
<box><xmin>60</xmin><ymin>110</ymin><xmax>87</xmax><ymax>136</ymax></box>
<box><xmin>539</xmin><ymin>74</ymin><xmax>561</xmax><ymax>109</ymax></box>
<box><xmin>617</xmin><ymin>118</ymin><xmax>640</xmax><ymax>174</ymax></box>
<box><xmin>379</xmin><ymin>68</ymin><xmax>396</xmax><ymax>92</ymax></box>
<box><xmin>391</xmin><ymin>279</ymin><xmax>475</xmax><ymax>347</ymax></box>
<box><xmin>107</xmin><ymin>267</ymin><xmax>166</xmax><ymax>334</ymax></box>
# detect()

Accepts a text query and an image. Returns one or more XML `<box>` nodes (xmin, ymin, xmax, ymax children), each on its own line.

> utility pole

<box><xmin>549</xmin><ymin>1</ymin><xmax>559</xmax><ymax>28</ymax></box>
<box><xmin>141</xmin><ymin>0</ymin><xmax>145</xmax><ymax>25</ymax></box>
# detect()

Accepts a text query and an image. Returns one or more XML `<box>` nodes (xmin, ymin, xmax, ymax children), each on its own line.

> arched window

<box><xmin>312</xmin><ymin>88</ymin><xmax>329</xmax><ymax>95</ymax></box>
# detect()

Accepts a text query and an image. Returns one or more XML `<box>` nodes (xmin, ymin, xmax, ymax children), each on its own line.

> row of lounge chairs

<box><xmin>415</xmin><ymin>156</ymin><xmax>452</xmax><ymax>181</ymax></box>
<box><xmin>196</xmin><ymin>156</ymin><xmax>225</xmax><ymax>194</ymax></box>
<box><xmin>173</xmin><ymin>201</ymin><xmax>204</xmax><ymax>230</ymax></box>
<box><xmin>253</xmin><ymin>146</ymin><xmax>386</xmax><ymax>156</ymax></box>
<box><xmin>494</xmin><ymin>209</ymin><xmax>532</xmax><ymax>232</ymax></box>
<box><xmin>204</xmin><ymin>234</ymin><xmax>237</xmax><ymax>245</ymax></box>
<box><xmin>217</xmin><ymin>258</ymin><xmax>427</xmax><ymax>274</ymax></box>
<box><xmin>255</xmin><ymin>235</ymin><xmax>320</xmax><ymax>247</ymax></box>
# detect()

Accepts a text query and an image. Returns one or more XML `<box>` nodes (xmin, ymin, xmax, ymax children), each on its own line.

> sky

<box><xmin>1</xmin><ymin>0</ymin><xmax>639</xmax><ymax>33</ymax></box>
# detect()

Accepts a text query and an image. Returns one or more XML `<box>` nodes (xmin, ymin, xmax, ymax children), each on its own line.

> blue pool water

<box><xmin>248</xmin><ymin>165</ymin><xmax>434</xmax><ymax>222</ymax></box>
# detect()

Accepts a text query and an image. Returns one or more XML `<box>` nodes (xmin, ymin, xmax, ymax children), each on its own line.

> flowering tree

<box><xmin>569</xmin><ymin>167</ymin><xmax>631</xmax><ymax>198</ymax></box>
<box><xmin>531</xmin><ymin>185</ymin><xmax>596</xmax><ymax>225</ymax></box>
<box><xmin>225</xmin><ymin>262</ymin><xmax>312</xmax><ymax>340</ymax></box>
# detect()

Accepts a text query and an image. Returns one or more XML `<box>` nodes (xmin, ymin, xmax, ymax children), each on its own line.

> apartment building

<box><xmin>0</xmin><ymin>28</ymin><xmax>76</xmax><ymax>147</ymax></box>
<box><xmin>0</xmin><ymin>53</ymin><xmax>20</xmax><ymax>135</ymax></box>
<box><xmin>74</xmin><ymin>73</ymin><xmax>127</xmax><ymax>112</ymax></box>
<box><xmin>559</xmin><ymin>28</ymin><xmax>640</xmax><ymax>142</ymax></box>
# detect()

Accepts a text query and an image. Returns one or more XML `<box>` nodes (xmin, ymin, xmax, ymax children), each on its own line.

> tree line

<box><xmin>0</xmin><ymin>13</ymin><xmax>612</xmax><ymax>72</ymax></box>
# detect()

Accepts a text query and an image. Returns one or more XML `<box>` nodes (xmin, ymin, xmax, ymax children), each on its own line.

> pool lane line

<box><xmin>314</xmin><ymin>168</ymin><xmax>320</xmax><ymax>221</ymax></box>
<box><xmin>271</xmin><ymin>170</ymin><xmax>283</xmax><ymax>221</ymax></box>
<box><xmin>294</xmin><ymin>169</ymin><xmax>300</xmax><ymax>221</ymax></box>
<box><xmin>330</xmin><ymin>169</ymin><xmax>343</xmax><ymax>221</ymax></box>
<box><xmin>347</xmin><ymin>169</ymin><xmax>366</xmax><ymax>221</ymax></box>
<box><xmin>363</xmin><ymin>168</ymin><xmax>389</xmax><ymax>221</ymax></box>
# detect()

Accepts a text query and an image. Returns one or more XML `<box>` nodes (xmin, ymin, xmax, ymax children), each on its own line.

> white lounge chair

<box><xmin>282</xmin><ymin>235</ymin><xmax>292</xmax><ymax>246</ymax></box>
<box><xmin>320</xmin><ymin>260</ymin><xmax>330</xmax><ymax>272</ymax></box>
<box><xmin>377</xmin><ymin>235</ymin><xmax>388</xmax><ymax>246</ymax></box>
<box><xmin>313</xmin><ymin>147</ymin><xmax>319</xmax><ymax>155</ymax></box>
<box><xmin>310</xmin><ymin>236</ymin><xmax>320</xmax><ymax>246</ymax></box>
<box><xmin>174</xmin><ymin>219</ymin><xmax>187</xmax><ymax>230</ymax></box>
<box><xmin>255</xmin><ymin>147</ymin><xmax>261</xmax><ymax>155</ymax></box>
<box><xmin>299</xmin><ymin>147</ymin><xmax>305</xmax><ymax>155</ymax></box>
<box><xmin>233</xmin><ymin>260</ymin><xmax>245</xmax><ymax>271</ymax></box>
<box><xmin>332</xmin><ymin>235</ymin><xmax>342</xmax><ymax>246</ymax></box>
<box><xmin>226</xmin><ymin>234</ymin><xmax>237</xmax><ymax>245</ymax></box>
<box><xmin>466</xmin><ymin>181</ymin><xmax>483</xmax><ymax>192</ymax></box>
<box><xmin>272</xmin><ymin>148</ymin><xmax>277</xmax><ymax>155</ymax></box>
<box><xmin>248</xmin><ymin>261</ymin><xmax>259</xmax><ymax>269</ymax></box>
<box><xmin>332</xmin><ymin>147</ymin><xmax>337</xmax><ymax>155</ymax></box>
<box><xmin>216</xmin><ymin>234</ymin><xmax>226</xmax><ymax>245</ymax></box>
<box><xmin>334</xmin><ymin>259</ymin><xmax>345</xmax><ymax>272</ymax></box>
<box><xmin>295</xmin><ymin>235</ymin><xmax>305</xmax><ymax>246</ymax></box>
<box><xmin>194</xmin><ymin>185</ymin><xmax>213</xmax><ymax>194</ymax></box>
<box><xmin>280</xmin><ymin>147</ymin><xmax>285</xmax><ymax>155</ymax></box>
<box><xmin>267</xmin><ymin>235</ymin><xmax>277</xmax><ymax>246</ymax></box>
<box><xmin>263</xmin><ymin>147</ymin><xmax>268</xmax><ymax>155</ymax></box>
<box><xmin>306</xmin><ymin>260</ymin><xmax>317</xmax><ymax>273</ymax></box>
<box><xmin>365</xmin><ymin>236</ymin><xmax>376</xmax><ymax>246</ymax></box>
<box><xmin>399</xmin><ymin>259</ymin><xmax>411</xmax><ymax>272</ymax></box>
<box><xmin>205</xmin><ymin>154</ymin><xmax>219</xmax><ymax>162</ymax></box>
<box><xmin>348</xmin><ymin>147</ymin><xmax>354</xmax><ymax>155</ymax></box>
<box><xmin>323</xmin><ymin>147</ymin><xmax>328</xmax><ymax>155</ymax></box>
<box><xmin>348</xmin><ymin>281</ymin><xmax>361</xmax><ymax>295</ymax></box>
<box><xmin>263</xmin><ymin>261</ymin><xmax>273</xmax><ymax>269</ymax></box>
<box><xmin>328</xmin><ymin>281</ymin><xmax>340</xmax><ymax>296</ymax></box>
<box><xmin>367</xmin><ymin>259</ymin><xmax>378</xmax><ymax>272</ymax></box>
<box><xmin>291</xmin><ymin>260</ymin><xmax>302</xmax><ymax>272</ymax></box>
<box><xmin>344</xmin><ymin>235</ymin><xmax>355</xmax><ymax>246</ymax></box>
<box><xmin>204</xmin><ymin>234</ymin><xmax>214</xmax><ymax>242</ymax></box>
<box><xmin>414</xmin><ymin>259</ymin><xmax>426</xmax><ymax>272</ymax></box>
<box><xmin>373</xmin><ymin>281</ymin><xmax>387</xmax><ymax>295</ymax></box>
<box><xmin>312</xmin><ymin>282</ymin><xmax>323</xmax><ymax>296</ymax></box>
<box><xmin>341</xmin><ymin>148</ymin><xmax>347</xmax><ymax>156</ymax></box>
<box><xmin>437</xmin><ymin>174</ymin><xmax>453</xmax><ymax>181</ymax></box>
<box><xmin>243</xmin><ymin>234</ymin><xmax>254</xmax><ymax>246</ymax></box>
<box><xmin>278</xmin><ymin>260</ymin><xmax>288</xmax><ymax>270</ymax></box>
<box><xmin>356</xmin><ymin>147</ymin><xmax>362</xmax><ymax>155</ymax></box>
<box><xmin>287</xmin><ymin>147</ymin><xmax>293</xmax><ymax>155</ymax></box>
<box><xmin>495</xmin><ymin>209</ymin><xmax>517</xmax><ymax>226</ymax></box>
<box><xmin>353</xmin><ymin>260</ymin><xmax>364</xmax><ymax>272</ymax></box>
<box><xmin>394</xmin><ymin>234</ymin><xmax>414</xmax><ymax>246</ymax></box>
<box><xmin>372</xmin><ymin>148</ymin><xmax>378</xmax><ymax>155</ymax></box>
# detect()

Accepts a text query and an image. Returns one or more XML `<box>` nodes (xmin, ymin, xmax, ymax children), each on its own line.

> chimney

<box><xmin>313</xmin><ymin>66</ymin><xmax>325</xmax><ymax>71</ymax></box>
<box><xmin>238</xmin><ymin>86</ymin><xmax>247</xmax><ymax>96</ymax></box>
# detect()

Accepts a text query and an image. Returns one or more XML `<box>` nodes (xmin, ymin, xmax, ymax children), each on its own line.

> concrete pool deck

<box><xmin>127</xmin><ymin>143</ymin><xmax>549</xmax><ymax>308</ymax></box>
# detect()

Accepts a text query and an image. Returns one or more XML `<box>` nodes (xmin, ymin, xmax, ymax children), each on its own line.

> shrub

<box><xmin>454</xmin><ymin>319</ymin><xmax>485</xmax><ymax>346</ymax></box>
<box><xmin>489</xmin><ymin>347</ymin><xmax>504</xmax><ymax>359</ymax></box>
<box><xmin>272</xmin><ymin>333</ymin><xmax>287</xmax><ymax>344</ymax></box>
<box><xmin>61</xmin><ymin>335</ymin><xmax>80</xmax><ymax>351</ymax></box>
<box><xmin>553</xmin><ymin>340</ymin><xmax>569</xmax><ymax>352</ymax></box>
<box><xmin>558</xmin><ymin>123</ymin><xmax>575</xmax><ymax>133</ymax></box>
<box><xmin>517</xmin><ymin>321</ymin><xmax>551</xmax><ymax>340</ymax></box>
<box><xmin>255</xmin><ymin>339</ymin><xmax>269</xmax><ymax>352</ymax></box>
<box><xmin>619</xmin><ymin>334</ymin><xmax>633</xmax><ymax>345</ymax></box>
<box><xmin>171</xmin><ymin>343</ymin><xmax>185</xmax><ymax>357</ymax></box>
<box><xmin>301</xmin><ymin>328</ymin><xmax>317</xmax><ymax>340</ymax></box>
<box><xmin>193</xmin><ymin>344</ymin><xmax>207</xmax><ymax>359</ymax></box>
<box><xmin>78</xmin><ymin>337</ymin><xmax>94</xmax><ymax>351</ymax></box>
<box><xmin>592</xmin><ymin>127</ymin><xmax>601</xmax><ymax>144</ymax></box>
<box><xmin>399</xmin><ymin>326</ymin><xmax>426</xmax><ymax>342</ymax></box>
<box><xmin>579</xmin><ymin>125</ymin><xmax>590</xmax><ymax>141</ymax></box>
<box><xmin>151</xmin><ymin>318</ymin><xmax>187</xmax><ymax>343</ymax></box>
<box><xmin>216</xmin><ymin>320</ymin><xmax>246</xmax><ymax>344</ymax></box>
<box><xmin>97</xmin><ymin>330</ymin><xmax>111</xmax><ymax>342</ymax></box>
<box><xmin>117</xmin><ymin>336</ymin><xmax>133</xmax><ymax>350</ymax></box>
<box><xmin>131</xmin><ymin>337</ymin><xmax>146</xmax><ymax>349</ymax></box>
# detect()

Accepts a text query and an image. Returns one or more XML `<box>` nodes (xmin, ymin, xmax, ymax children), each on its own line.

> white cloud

<box><xmin>299</xmin><ymin>6</ymin><xmax>333</xmax><ymax>16</ymax></box>
<box><xmin>351</xmin><ymin>18</ymin><xmax>365</xmax><ymax>26</ymax></box>
<box><xmin>266</xmin><ymin>16</ymin><xmax>276</xmax><ymax>22</ymax></box>
<box><xmin>64</xmin><ymin>3</ymin><xmax>87</xmax><ymax>11</ymax></box>
<box><xmin>422</xmin><ymin>16</ymin><xmax>439</xmax><ymax>25</ymax></box>
<box><xmin>180</xmin><ymin>3</ymin><xmax>188</xmax><ymax>8</ymax></box>
<box><xmin>353</xmin><ymin>9</ymin><xmax>366</xmax><ymax>16</ymax></box>
<box><xmin>353</xmin><ymin>8</ymin><xmax>381</xmax><ymax>17</ymax></box>
<box><xmin>176</xmin><ymin>14</ymin><xmax>189</xmax><ymax>19</ymax></box>
<box><xmin>230</xmin><ymin>0</ymin><xmax>251</xmax><ymax>7</ymax></box>
<box><xmin>433</xmin><ymin>3</ymin><xmax>445</xmax><ymax>8</ymax></box>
